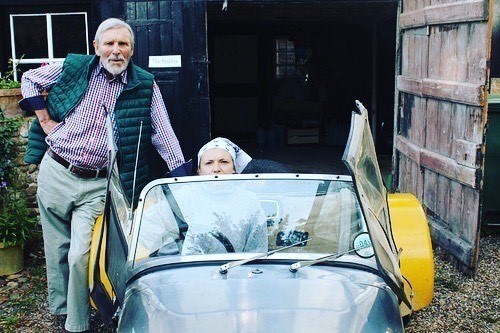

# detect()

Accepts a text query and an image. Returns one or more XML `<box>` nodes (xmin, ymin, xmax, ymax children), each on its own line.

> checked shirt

<box><xmin>21</xmin><ymin>61</ymin><xmax>184</xmax><ymax>171</ymax></box>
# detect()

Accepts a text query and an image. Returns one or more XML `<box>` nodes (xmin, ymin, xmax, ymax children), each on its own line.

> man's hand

<box><xmin>34</xmin><ymin>109</ymin><xmax>59</xmax><ymax>134</ymax></box>
<box><xmin>40</xmin><ymin>119</ymin><xmax>59</xmax><ymax>135</ymax></box>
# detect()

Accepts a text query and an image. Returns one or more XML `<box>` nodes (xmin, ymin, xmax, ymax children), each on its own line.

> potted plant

<box><xmin>0</xmin><ymin>58</ymin><xmax>23</xmax><ymax>118</ymax></box>
<box><xmin>0</xmin><ymin>116</ymin><xmax>36</xmax><ymax>276</ymax></box>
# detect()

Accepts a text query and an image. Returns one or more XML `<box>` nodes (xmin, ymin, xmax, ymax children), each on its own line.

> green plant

<box><xmin>0</xmin><ymin>58</ymin><xmax>21</xmax><ymax>89</ymax></box>
<box><xmin>0</xmin><ymin>116</ymin><xmax>36</xmax><ymax>247</ymax></box>
<box><xmin>0</xmin><ymin>116</ymin><xmax>22</xmax><ymax>184</ymax></box>
<box><xmin>0</xmin><ymin>188</ymin><xmax>37</xmax><ymax>247</ymax></box>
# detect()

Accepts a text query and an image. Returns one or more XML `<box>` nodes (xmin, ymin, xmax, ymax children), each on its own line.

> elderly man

<box><xmin>19</xmin><ymin>18</ymin><xmax>184</xmax><ymax>332</ymax></box>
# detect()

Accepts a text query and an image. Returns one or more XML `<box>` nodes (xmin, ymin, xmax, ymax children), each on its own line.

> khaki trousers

<box><xmin>37</xmin><ymin>153</ymin><xmax>106</xmax><ymax>332</ymax></box>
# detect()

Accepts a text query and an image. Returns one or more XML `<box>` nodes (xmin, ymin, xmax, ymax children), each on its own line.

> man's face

<box><xmin>94</xmin><ymin>27</ymin><xmax>133</xmax><ymax>76</ymax></box>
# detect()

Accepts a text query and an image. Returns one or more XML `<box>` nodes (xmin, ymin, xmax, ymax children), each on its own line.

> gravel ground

<box><xmin>1</xmin><ymin>231</ymin><xmax>498</xmax><ymax>333</ymax></box>
<box><xmin>0</xmin><ymin>231</ymin><xmax>115</xmax><ymax>333</ymax></box>
<box><xmin>405</xmin><ymin>232</ymin><xmax>500</xmax><ymax>333</ymax></box>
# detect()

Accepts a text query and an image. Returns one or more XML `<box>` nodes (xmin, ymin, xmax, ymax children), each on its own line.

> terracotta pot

<box><xmin>0</xmin><ymin>88</ymin><xmax>24</xmax><ymax>118</ymax></box>
<box><xmin>0</xmin><ymin>242</ymin><xmax>23</xmax><ymax>276</ymax></box>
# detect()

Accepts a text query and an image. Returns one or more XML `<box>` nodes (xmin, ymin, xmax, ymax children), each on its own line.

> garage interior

<box><xmin>206</xmin><ymin>1</ymin><xmax>397</xmax><ymax>173</ymax></box>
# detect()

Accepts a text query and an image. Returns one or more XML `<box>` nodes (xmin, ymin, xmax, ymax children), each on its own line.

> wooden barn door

<box><xmin>125</xmin><ymin>0</ymin><xmax>210</xmax><ymax>159</ymax></box>
<box><xmin>394</xmin><ymin>0</ymin><xmax>493</xmax><ymax>274</ymax></box>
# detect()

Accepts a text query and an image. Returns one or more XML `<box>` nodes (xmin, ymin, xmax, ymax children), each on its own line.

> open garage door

<box><xmin>206</xmin><ymin>0</ymin><xmax>398</xmax><ymax>173</ymax></box>
<box><xmin>394</xmin><ymin>0</ymin><xmax>493</xmax><ymax>274</ymax></box>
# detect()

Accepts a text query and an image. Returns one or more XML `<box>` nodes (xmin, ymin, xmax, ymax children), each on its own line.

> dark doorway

<box><xmin>206</xmin><ymin>1</ymin><xmax>397</xmax><ymax>173</ymax></box>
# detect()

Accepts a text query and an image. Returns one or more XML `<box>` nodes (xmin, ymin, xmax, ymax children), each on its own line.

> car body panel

<box><xmin>389</xmin><ymin>193</ymin><xmax>434</xmax><ymax>311</ymax></box>
<box><xmin>118</xmin><ymin>264</ymin><xmax>403</xmax><ymax>333</ymax></box>
<box><xmin>88</xmin><ymin>214</ymin><xmax>117</xmax><ymax>321</ymax></box>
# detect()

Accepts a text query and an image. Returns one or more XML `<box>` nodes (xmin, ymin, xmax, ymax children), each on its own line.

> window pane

<box><xmin>276</xmin><ymin>66</ymin><xmax>284</xmax><ymax>79</ymax></box>
<box><xmin>276</xmin><ymin>39</ymin><xmax>287</xmax><ymax>51</ymax></box>
<box><xmin>276</xmin><ymin>53</ymin><xmax>287</xmax><ymax>65</ymax></box>
<box><xmin>52</xmin><ymin>14</ymin><xmax>87</xmax><ymax>57</ymax></box>
<box><xmin>275</xmin><ymin>37</ymin><xmax>298</xmax><ymax>79</ymax></box>
<box><xmin>18</xmin><ymin>63</ymin><xmax>44</xmax><ymax>73</ymax></box>
<box><xmin>13</xmin><ymin>16</ymin><xmax>48</xmax><ymax>58</ymax></box>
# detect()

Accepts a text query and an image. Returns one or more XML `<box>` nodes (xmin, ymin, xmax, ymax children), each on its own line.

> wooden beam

<box><xmin>397</xmin><ymin>75</ymin><xmax>485</xmax><ymax>107</ymax></box>
<box><xmin>420</xmin><ymin>149</ymin><xmax>479</xmax><ymax>188</ymax></box>
<box><xmin>426</xmin><ymin>214</ymin><xmax>475</xmax><ymax>270</ymax></box>
<box><xmin>423</xmin><ymin>79</ymin><xmax>486</xmax><ymax>107</ymax></box>
<box><xmin>392</xmin><ymin>0</ymin><xmax>403</xmax><ymax>193</ymax></box>
<box><xmin>396</xmin><ymin>75</ymin><xmax>422</xmax><ymax>96</ymax></box>
<box><xmin>393</xmin><ymin>133</ymin><xmax>420</xmax><ymax>164</ymax></box>
<box><xmin>400</xmin><ymin>0</ymin><xmax>489</xmax><ymax>29</ymax></box>
<box><xmin>394</xmin><ymin>135</ymin><xmax>481</xmax><ymax>189</ymax></box>
<box><xmin>400</xmin><ymin>7</ymin><xmax>425</xmax><ymax>29</ymax></box>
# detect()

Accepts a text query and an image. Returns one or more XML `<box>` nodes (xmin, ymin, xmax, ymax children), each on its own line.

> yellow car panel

<box><xmin>388</xmin><ymin>193</ymin><xmax>434</xmax><ymax>311</ymax></box>
<box><xmin>89</xmin><ymin>214</ymin><xmax>114</xmax><ymax>309</ymax></box>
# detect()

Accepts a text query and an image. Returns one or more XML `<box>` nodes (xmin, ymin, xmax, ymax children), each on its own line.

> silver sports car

<box><xmin>89</xmin><ymin>101</ymin><xmax>434</xmax><ymax>332</ymax></box>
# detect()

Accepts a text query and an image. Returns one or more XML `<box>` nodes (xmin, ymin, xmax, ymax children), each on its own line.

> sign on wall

<box><xmin>148</xmin><ymin>55</ymin><xmax>182</xmax><ymax>68</ymax></box>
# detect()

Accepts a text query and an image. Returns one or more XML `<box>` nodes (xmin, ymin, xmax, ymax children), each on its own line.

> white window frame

<box><xmin>275</xmin><ymin>36</ymin><xmax>296</xmax><ymax>79</ymax></box>
<box><xmin>9</xmin><ymin>12</ymin><xmax>89</xmax><ymax>81</ymax></box>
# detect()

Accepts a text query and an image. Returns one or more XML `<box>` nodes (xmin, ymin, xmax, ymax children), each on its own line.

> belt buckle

<box><xmin>68</xmin><ymin>165</ymin><xmax>82</xmax><ymax>178</ymax></box>
<box><xmin>67</xmin><ymin>163</ymin><xmax>77</xmax><ymax>177</ymax></box>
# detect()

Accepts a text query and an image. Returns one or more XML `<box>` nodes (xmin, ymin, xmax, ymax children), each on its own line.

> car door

<box><xmin>89</xmin><ymin>116</ymin><xmax>133</xmax><ymax>323</ymax></box>
<box><xmin>343</xmin><ymin>100</ymin><xmax>410</xmax><ymax>309</ymax></box>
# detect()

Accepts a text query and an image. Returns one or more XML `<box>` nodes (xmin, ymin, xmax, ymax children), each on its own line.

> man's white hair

<box><xmin>94</xmin><ymin>18</ymin><xmax>135</xmax><ymax>50</ymax></box>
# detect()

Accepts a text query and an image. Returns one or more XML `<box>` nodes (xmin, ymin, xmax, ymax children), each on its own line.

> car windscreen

<box><xmin>132</xmin><ymin>177</ymin><xmax>368</xmax><ymax>263</ymax></box>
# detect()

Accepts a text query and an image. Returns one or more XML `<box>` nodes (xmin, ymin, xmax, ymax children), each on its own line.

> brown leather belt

<box><xmin>47</xmin><ymin>148</ymin><xmax>107</xmax><ymax>179</ymax></box>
